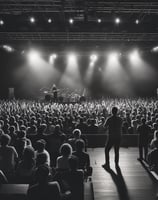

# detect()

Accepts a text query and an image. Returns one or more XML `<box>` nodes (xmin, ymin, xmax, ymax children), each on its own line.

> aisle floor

<box><xmin>88</xmin><ymin>148</ymin><xmax>158</xmax><ymax>200</ymax></box>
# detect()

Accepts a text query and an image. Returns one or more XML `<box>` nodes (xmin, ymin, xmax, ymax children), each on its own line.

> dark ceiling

<box><xmin>0</xmin><ymin>0</ymin><xmax>158</xmax><ymax>50</ymax></box>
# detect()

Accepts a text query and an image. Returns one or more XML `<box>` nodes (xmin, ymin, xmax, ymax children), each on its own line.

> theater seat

<box><xmin>0</xmin><ymin>184</ymin><xmax>28</xmax><ymax>200</ymax></box>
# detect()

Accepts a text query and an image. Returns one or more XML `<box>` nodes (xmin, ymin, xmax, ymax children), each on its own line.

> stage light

<box><xmin>97</xmin><ymin>18</ymin><xmax>102</xmax><ymax>23</ymax></box>
<box><xmin>48</xmin><ymin>18</ymin><xmax>52</xmax><ymax>23</ymax></box>
<box><xmin>27</xmin><ymin>50</ymin><xmax>40</xmax><ymax>63</ymax></box>
<box><xmin>129</xmin><ymin>50</ymin><xmax>140</xmax><ymax>62</ymax></box>
<box><xmin>152</xmin><ymin>46</ymin><xmax>158</xmax><ymax>52</ymax></box>
<box><xmin>30</xmin><ymin>17</ymin><xmax>35</xmax><ymax>23</ymax></box>
<box><xmin>90</xmin><ymin>54</ymin><xmax>98</xmax><ymax>62</ymax></box>
<box><xmin>0</xmin><ymin>20</ymin><xmax>4</xmax><ymax>25</ymax></box>
<box><xmin>69</xmin><ymin>18</ymin><xmax>74</xmax><ymax>24</ymax></box>
<box><xmin>90</xmin><ymin>62</ymin><xmax>94</xmax><ymax>67</ymax></box>
<box><xmin>68</xmin><ymin>53</ymin><xmax>76</xmax><ymax>62</ymax></box>
<box><xmin>115</xmin><ymin>18</ymin><xmax>120</xmax><ymax>24</ymax></box>
<box><xmin>108</xmin><ymin>52</ymin><xmax>120</xmax><ymax>60</ymax></box>
<box><xmin>2</xmin><ymin>45</ymin><xmax>14</xmax><ymax>52</ymax></box>
<box><xmin>135</xmin><ymin>19</ymin><xmax>139</xmax><ymax>24</ymax></box>
<box><xmin>49</xmin><ymin>53</ymin><xmax>57</xmax><ymax>64</ymax></box>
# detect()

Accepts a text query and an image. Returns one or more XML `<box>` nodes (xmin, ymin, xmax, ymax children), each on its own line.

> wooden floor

<box><xmin>88</xmin><ymin>148</ymin><xmax>158</xmax><ymax>200</ymax></box>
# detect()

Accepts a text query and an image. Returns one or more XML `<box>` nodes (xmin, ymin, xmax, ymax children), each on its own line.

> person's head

<box><xmin>154</xmin><ymin>130</ymin><xmax>158</xmax><ymax>140</ymax></box>
<box><xmin>101</xmin><ymin>117</ymin><xmax>105</xmax><ymax>123</ymax></box>
<box><xmin>9</xmin><ymin>126</ymin><xmax>15</xmax><ymax>133</ymax></box>
<box><xmin>0</xmin><ymin>134</ymin><xmax>11</xmax><ymax>146</ymax></box>
<box><xmin>141</xmin><ymin>118</ymin><xmax>146</xmax><ymax>125</ymax></box>
<box><xmin>154</xmin><ymin>140</ymin><xmax>158</xmax><ymax>149</ymax></box>
<box><xmin>31</xmin><ymin>125</ymin><xmax>37</xmax><ymax>133</ymax></box>
<box><xmin>54</xmin><ymin>124</ymin><xmax>60</xmax><ymax>133</ymax></box>
<box><xmin>20</xmin><ymin>125</ymin><xmax>26</xmax><ymax>131</ymax></box>
<box><xmin>75</xmin><ymin>139</ymin><xmax>85</xmax><ymax>152</ymax></box>
<box><xmin>17</xmin><ymin>130</ymin><xmax>26</xmax><ymax>139</ymax></box>
<box><xmin>112</xmin><ymin>107</ymin><xmax>118</xmax><ymax>116</ymax></box>
<box><xmin>91</xmin><ymin>119</ymin><xmax>96</xmax><ymax>126</ymax></box>
<box><xmin>23</xmin><ymin>146</ymin><xmax>35</xmax><ymax>161</ymax></box>
<box><xmin>35</xmin><ymin>165</ymin><xmax>49</xmax><ymax>184</ymax></box>
<box><xmin>36</xmin><ymin>153</ymin><xmax>47</xmax><ymax>167</ymax></box>
<box><xmin>38</xmin><ymin>124</ymin><xmax>47</xmax><ymax>134</ymax></box>
<box><xmin>131</xmin><ymin>120</ymin><xmax>137</xmax><ymax>127</ymax></box>
<box><xmin>68</xmin><ymin>156</ymin><xmax>78</xmax><ymax>171</ymax></box>
<box><xmin>36</xmin><ymin>139</ymin><xmax>46</xmax><ymax>152</ymax></box>
<box><xmin>60</xmin><ymin>143</ymin><xmax>72</xmax><ymax>157</ymax></box>
<box><xmin>73</xmin><ymin>129</ymin><xmax>81</xmax><ymax>139</ymax></box>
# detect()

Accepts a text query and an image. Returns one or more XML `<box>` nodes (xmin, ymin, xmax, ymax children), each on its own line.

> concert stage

<box><xmin>89</xmin><ymin>148</ymin><xmax>158</xmax><ymax>200</ymax></box>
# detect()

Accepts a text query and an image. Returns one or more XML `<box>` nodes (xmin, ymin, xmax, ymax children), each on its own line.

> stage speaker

<box><xmin>45</xmin><ymin>94</ymin><xmax>52</xmax><ymax>101</ymax></box>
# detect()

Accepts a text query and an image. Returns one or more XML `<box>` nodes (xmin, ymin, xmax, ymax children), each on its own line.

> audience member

<box><xmin>27</xmin><ymin>165</ymin><xmax>61</xmax><ymax>200</ymax></box>
<box><xmin>0</xmin><ymin>134</ymin><xmax>18</xmax><ymax>178</ymax></box>
<box><xmin>137</xmin><ymin>118</ymin><xmax>151</xmax><ymax>161</ymax></box>
<box><xmin>56</xmin><ymin>143</ymin><xmax>72</xmax><ymax>170</ymax></box>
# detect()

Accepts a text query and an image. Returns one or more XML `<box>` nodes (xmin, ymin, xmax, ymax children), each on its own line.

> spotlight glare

<box><xmin>129</xmin><ymin>50</ymin><xmax>140</xmax><ymax>62</ymax></box>
<box><xmin>97</xmin><ymin>18</ymin><xmax>101</xmax><ymax>23</ymax></box>
<box><xmin>2</xmin><ymin>45</ymin><xmax>14</xmax><ymax>52</ymax></box>
<box><xmin>27</xmin><ymin>50</ymin><xmax>40</xmax><ymax>63</ymax></box>
<box><xmin>115</xmin><ymin>18</ymin><xmax>120</xmax><ymax>24</ymax></box>
<box><xmin>49</xmin><ymin>53</ymin><xmax>57</xmax><ymax>64</ymax></box>
<box><xmin>30</xmin><ymin>17</ymin><xmax>35</xmax><ymax>23</ymax></box>
<box><xmin>68</xmin><ymin>53</ymin><xmax>76</xmax><ymax>61</ymax></box>
<box><xmin>135</xmin><ymin>19</ymin><xmax>139</xmax><ymax>24</ymax></box>
<box><xmin>48</xmin><ymin>18</ymin><xmax>52</xmax><ymax>23</ymax></box>
<box><xmin>108</xmin><ymin>52</ymin><xmax>120</xmax><ymax>60</ymax></box>
<box><xmin>90</xmin><ymin>54</ymin><xmax>98</xmax><ymax>62</ymax></box>
<box><xmin>0</xmin><ymin>20</ymin><xmax>4</xmax><ymax>25</ymax></box>
<box><xmin>69</xmin><ymin>18</ymin><xmax>74</xmax><ymax>24</ymax></box>
<box><xmin>90</xmin><ymin>61</ymin><xmax>94</xmax><ymax>67</ymax></box>
<box><xmin>152</xmin><ymin>46</ymin><xmax>158</xmax><ymax>52</ymax></box>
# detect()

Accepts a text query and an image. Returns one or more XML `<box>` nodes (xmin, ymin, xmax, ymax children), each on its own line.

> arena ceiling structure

<box><xmin>1</xmin><ymin>0</ymin><xmax>158</xmax><ymax>99</ymax></box>
<box><xmin>0</xmin><ymin>0</ymin><xmax>158</xmax><ymax>51</ymax></box>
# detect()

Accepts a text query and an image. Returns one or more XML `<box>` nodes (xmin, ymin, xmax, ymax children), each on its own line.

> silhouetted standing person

<box><xmin>137</xmin><ymin>118</ymin><xmax>151</xmax><ymax>161</ymax></box>
<box><xmin>102</xmin><ymin>107</ymin><xmax>122</xmax><ymax>169</ymax></box>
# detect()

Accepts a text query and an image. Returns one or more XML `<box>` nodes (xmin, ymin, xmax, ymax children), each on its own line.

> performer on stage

<box><xmin>51</xmin><ymin>84</ymin><xmax>58</xmax><ymax>102</ymax></box>
<box><xmin>102</xmin><ymin>107</ymin><xmax>123</xmax><ymax>169</ymax></box>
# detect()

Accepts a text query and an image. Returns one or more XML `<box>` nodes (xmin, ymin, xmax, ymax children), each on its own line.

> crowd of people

<box><xmin>0</xmin><ymin>98</ymin><xmax>158</xmax><ymax>199</ymax></box>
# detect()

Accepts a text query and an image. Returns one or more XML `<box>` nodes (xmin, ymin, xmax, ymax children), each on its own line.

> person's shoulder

<box><xmin>48</xmin><ymin>181</ymin><xmax>59</xmax><ymax>187</ymax></box>
<box><xmin>8</xmin><ymin>145</ymin><xmax>16</xmax><ymax>151</ymax></box>
<box><xmin>82</xmin><ymin>151</ymin><xmax>89</xmax><ymax>157</ymax></box>
<box><xmin>57</xmin><ymin>156</ymin><xmax>62</xmax><ymax>161</ymax></box>
<box><xmin>44</xmin><ymin>149</ymin><xmax>49</xmax><ymax>155</ymax></box>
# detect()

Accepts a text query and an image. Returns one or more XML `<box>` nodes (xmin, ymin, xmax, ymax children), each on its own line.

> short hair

<box><xmin>23</xmin><ymin>147</ymin><xmax>35</xmax><ymax>160</ymax></box>
<box><xmin>60</xmin><ymin>143</ymin><xmax>72</xmax><ymax>157</ymax></box>
<box><xmin>73</xmin><ymin>129</ymin><xmax>81</xmax><ymax>138</ymax></box>
<box><xmin>36</xmin><ymin>139</ymin><xmax>46</xmax><ymax>151</ymax></box>
<box><xmin>141</xmin><ymin>118</ymin><xmax>146</xmax><ymax>124</ymax></box>
<box><xmin>9</xmin><ymin>126</ymin><xmax>15</xmax><ymax>132</ymax></box>
<box><xmin>75</xmin><ymin>139</ymin><xmax>85</xmax><ymax>151</ymax></box>
<box><xmin>0</xmin><ymin>134</ymin><xmax>11</xmax><ymax>146</ymax></box>
<box><xmin>17</xmin><ymin>130</ymin><xmax>26</xmax><ymax>138</ymax></box>
<box><xmin>112</xmin><ymin>107</ymin><xmax>118</xmax><ymax>115</ymax></box>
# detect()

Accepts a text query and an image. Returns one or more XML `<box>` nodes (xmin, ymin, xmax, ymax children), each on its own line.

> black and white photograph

<box><xmin>0</xmin><ymin>1</ymin><xmax>158</xmax><ymax>200</ymax></box>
